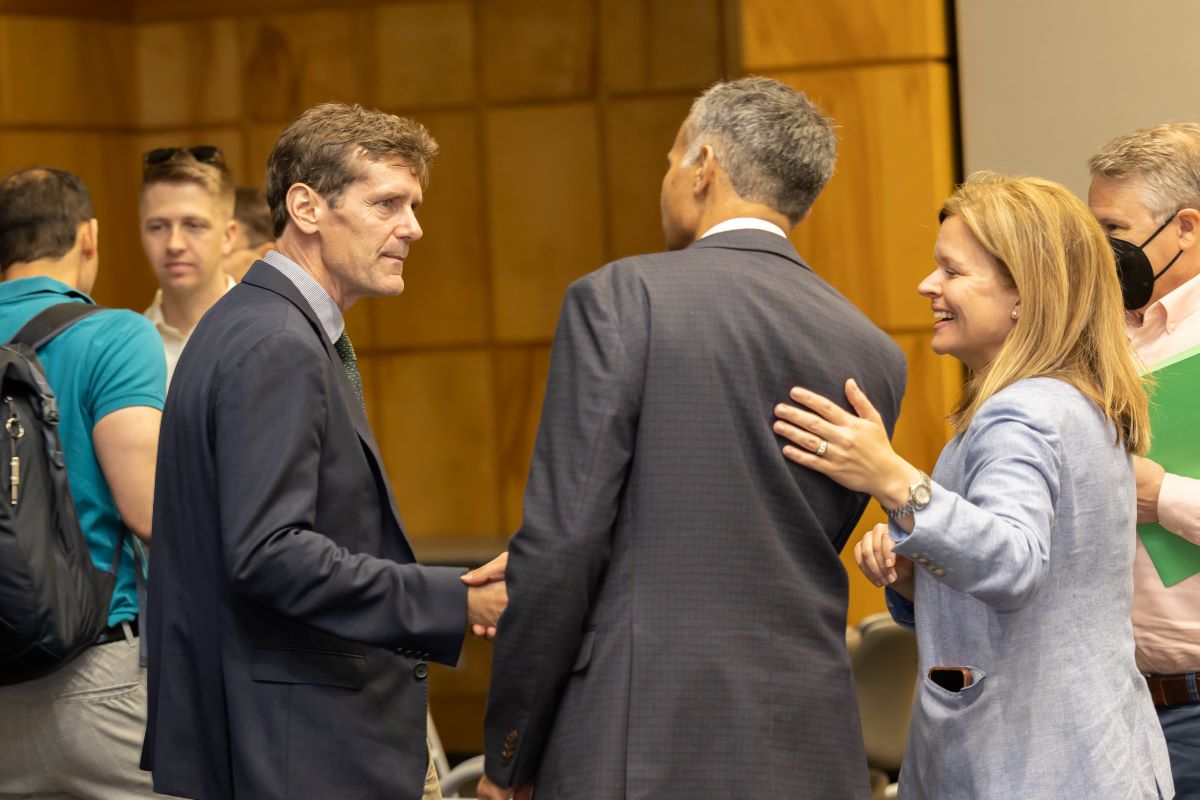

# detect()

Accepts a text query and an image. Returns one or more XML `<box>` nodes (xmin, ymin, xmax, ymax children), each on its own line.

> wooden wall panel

<box><xmin>0</xmin><ymin>16</ymin><xmax>134</xmax><ymax>126</ymax></box>
<box><xmin>373</xmin><ymin>110</ymin><xmax>488</xmax><ymax>348</ymax></box>
<box><xmin>770</xmin><ymin>63</ymin><xmax>955</xmax><ymax>332</ymax></box>
<box><xmin>0</xmin><ymin>0</ymin><xmax>131</xmax><ymax>18</ymax></box>
<box><xmin>429</xmin><ymin>635</ymin><xmax>494</xmax><ymax>755</ymax></box>
<box><xmin>600</xmin><ymin>0</ymin><xmax>723</xmax><ymax>94</ymax></box>
<box><xmin>495</xmin><ymin>345</ymin><xmax>552</xmax><ymax>532</ymax></box>
<box><xmin>741</xmin><ymin>0</ymin><xmax>948</xmax><ymax>71</ymax></box>
<box><xmin>135</xmin><ymin>19</ymin><xmax>240</xmax><ymax>128</ymax></box>
<box><xmin>889</xmin><ymin>332</ymin><xmax>961</xmax><ymax>477</ymax></box>
<box><xmin>603</xmin><ymin>94</ymin><xmax>693</xmax><ymax>260</ymax></box>
<box><xmin>239</xmin><ymin>9</ymin><xmax>374</xmax><ymax>123</ymax></box>
<box><xmin>246</xmin><ymin>121</ymin><xmax>285</xmax><ymax>186</ymax></box>
<box><xmin>131</xmin><ymin>0</ymin><xmax>366</xmax><ymax>22</ymax></box>
<box><xmin>485</xmin><ymin>103</ymin><xmax>605</xmax><ymax>342</ymax></box>
<box><xmin>342</xmin><ymin>296</ymin><xmax>375</xmax><ymax>351</ymax></box>
<box><xmin>479</xmin><ymin>0</ymin><xmax>594</xmax><ymax>103</ymax></box>
<box><xmin>373</xmin><ymin>1</ymin><xmax>475</xmax><ymax>109</ymax></box>
<box><xmin>374</xmin><ymin>350</ymin><xmax>502</xmax><ymax>541</ymax></box>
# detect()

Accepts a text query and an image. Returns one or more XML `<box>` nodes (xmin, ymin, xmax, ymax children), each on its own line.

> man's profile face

<box><xmin>660</xmin><ymin>121</ymin><xmax>700</xmax><ymax>251</ymax></box>
<box><xmin>1088</xmin><ymin>174</ymin><xmax>1180</xmax><ymax>311</ymax></box>
<box><xmin>316</xmin><ymin>153</ymin><xmax>424</xmax><ymax>307</ymax></box>
<box><xmin>140</xmin><ymin>181</ymin><xmax>234</xmax><ymax>294</ymax></box>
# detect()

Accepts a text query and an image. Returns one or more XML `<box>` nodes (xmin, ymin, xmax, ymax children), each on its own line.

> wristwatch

<box><xmin>885</xmin><ymin>470</ymin><xmax>932</xmax><ymax>519</ymax></box>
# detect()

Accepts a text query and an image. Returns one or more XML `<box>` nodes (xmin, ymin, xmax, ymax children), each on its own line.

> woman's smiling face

<box><xmin>919</xmin><ymin>214</ymin><xmax>1020</xmax><ymax>372</ymax></box>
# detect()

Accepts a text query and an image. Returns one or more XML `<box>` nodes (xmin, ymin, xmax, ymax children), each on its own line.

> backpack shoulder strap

<box><xmin>8</xmin><ymin>303</ymin><xmax>104</xmax><ymax>351</ymax></box>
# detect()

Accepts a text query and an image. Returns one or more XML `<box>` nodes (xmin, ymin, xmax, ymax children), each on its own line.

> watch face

<box><xmin>913</xmin><ymin>484</ymin><xmax>932</xmax><ymax>506</ymax></box>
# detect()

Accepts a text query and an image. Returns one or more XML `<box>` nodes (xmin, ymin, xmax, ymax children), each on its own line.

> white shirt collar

<box><xmin>699</xmin><ymin>217</ymin><xmax>788</xmax><ymax>240</ymax></box>
<box><xmin>143</xmin><ymin>275</ymin><xmax>235</xmax><ymax>335</ymax></box>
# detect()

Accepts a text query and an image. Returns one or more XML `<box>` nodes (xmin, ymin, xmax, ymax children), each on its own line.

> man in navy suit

<box><xmin>142</xmin><ymin>103</ymin><xmax>506</xmax><ymax>800</ymax></box>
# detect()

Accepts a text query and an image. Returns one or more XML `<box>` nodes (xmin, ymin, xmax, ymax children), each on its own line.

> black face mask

<box><xmin>1109</xmin><ymin>212</ymin><xmax>1182</xmax><ymax>310</ymax></box>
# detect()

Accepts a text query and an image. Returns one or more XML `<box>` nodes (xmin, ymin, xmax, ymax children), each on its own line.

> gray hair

<box><xmin>1089</xmin><ymin>123</ymin><xmax>1200</xmax><ymax>222</ymax></box>
<box><xmin>682</xmin><ymin>76</ymin><xmax>837</xmax><ymax>223</ymax></box>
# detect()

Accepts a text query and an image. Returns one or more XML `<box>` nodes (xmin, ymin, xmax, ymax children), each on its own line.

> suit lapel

<box><xmin>241</xmin><ymin>262</ymin><xmax>412</xmax><ymax>548</ymax></box>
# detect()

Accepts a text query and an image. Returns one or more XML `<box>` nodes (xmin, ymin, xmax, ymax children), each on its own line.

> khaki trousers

<box><xmin>423</xmin><ymin>749</ymin><xmax>444</xmax><ymax>800</ymax></box>
<box><xmin>0</xmin><ymin>635</ymin><xmax>176</xmax><ymax>800</ymax></box>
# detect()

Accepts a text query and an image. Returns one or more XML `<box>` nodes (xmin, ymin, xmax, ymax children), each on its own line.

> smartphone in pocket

<box><xmin>928</xmin><ymin>666</ymin><xmax>973</xmax><ymax>693</ymax></box>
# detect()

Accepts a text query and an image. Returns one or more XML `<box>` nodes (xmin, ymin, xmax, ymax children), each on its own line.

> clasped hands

<box><xmin>772</xmin><ymin>378</ymin><xmax>920</xmax><ymax>593</ymax></box>
<box><xmin>463</xmin><ymin>551</ymin><xmax>508</xmax><ymax>639</ymax></box>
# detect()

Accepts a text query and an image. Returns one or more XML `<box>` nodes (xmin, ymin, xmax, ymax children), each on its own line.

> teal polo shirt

<box><xmin>0</xmin><ymin>277</ymin><xmax>166</xmax><ymax>626</ymax></box>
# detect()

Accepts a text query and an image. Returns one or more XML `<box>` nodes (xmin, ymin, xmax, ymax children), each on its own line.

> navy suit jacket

<box><xmin>484</xmin><ymin>231</ymin><xmax>908</xmax><ymax>799</ymax></box>
<box><xmin>142</xmin><ymin>262</ymin><xmax>468</xmax><ymax>799</ymax></box>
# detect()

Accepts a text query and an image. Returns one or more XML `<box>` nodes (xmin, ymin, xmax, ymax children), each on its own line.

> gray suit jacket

<box><xmin>484</xmin><ymin>230</ymin><xmax>908</xmax><ymax>799</ymax></box>
<box><xmin>888</xmin><ymin>377</ymin><xmax>1173</xmax><ymax>799</ymax></box>
<box><xmin>142</xmin><ymin>263</ymin><xmax>468</xmax><ymax>799</ymax></box>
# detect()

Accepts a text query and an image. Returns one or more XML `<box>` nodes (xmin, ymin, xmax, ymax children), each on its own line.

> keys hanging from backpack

<box><xmin>0</xmin><ymin>302</ymin><xmax>130</xmax><ymax>685</ymax></box>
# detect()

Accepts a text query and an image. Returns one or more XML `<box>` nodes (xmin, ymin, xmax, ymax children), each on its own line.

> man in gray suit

<box><xmin>477</xmin><ymin>77</ymin><xmax>908</xmax><ymax>800</ymax></box>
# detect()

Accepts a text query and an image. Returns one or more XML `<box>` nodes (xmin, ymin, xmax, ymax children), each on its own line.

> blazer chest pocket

<box><xmin>250</xmin><ymin>647</ymin><xmax>367</xmax><ymax>690</ymax></box>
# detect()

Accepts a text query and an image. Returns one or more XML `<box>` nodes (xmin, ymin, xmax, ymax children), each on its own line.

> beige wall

<box><xmin>957</xmin><ymin>0</ymin><xmax>1200</xmax><ymax>199</ymax></box>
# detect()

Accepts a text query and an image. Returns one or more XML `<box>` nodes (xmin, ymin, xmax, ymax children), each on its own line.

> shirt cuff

<box><xmin>885</xmin><ymin>587</ymin><xmax>915</xmax><ymax>630</ymax></box>
<box><xmin>1157</xmin><ymin>471</ymin><xmax>1200</xmax><ymax>546</ymax></box>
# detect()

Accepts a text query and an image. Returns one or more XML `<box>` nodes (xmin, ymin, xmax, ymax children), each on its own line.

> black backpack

<box><xmin>0</xmin><ymin>302</ymin><xmax>126</xmax><ymax>685</ymax></box>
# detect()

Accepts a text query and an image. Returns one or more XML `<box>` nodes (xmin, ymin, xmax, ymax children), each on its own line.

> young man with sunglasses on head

<box><xmin>139</xmin><ymin>145</ymin><xmax>238</xmax><ymax>388</ymax></box>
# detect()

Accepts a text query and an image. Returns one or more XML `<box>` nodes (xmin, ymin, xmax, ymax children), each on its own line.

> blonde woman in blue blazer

<box><xmin>775</xmin><ymin>172</ymin><xmax>1173</xmax><ymax>799</ymax></box>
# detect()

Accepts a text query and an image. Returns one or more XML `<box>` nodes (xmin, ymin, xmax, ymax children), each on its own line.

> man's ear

<box><xmin>693</xmin><ymin>144</ymin><xmax>717</xmax><ymax>196</ymax></box>
<box><xmin>285</xmin><ymin>183</ymin><xmax>322</xmax><ymax>235</ymax></box>
<box><xmin>1176</xmin><ymin>207</ymin><xmax>1200</xmax><ymax>250</ymax></box>
<box><xmin>221</xmin><ymin>218</ymin><xmax>239</xmax><ymax>257</ymax></box>
<box><xmin>78</xmin><ymin>218</ymin><xmax>99</xmax><ymax>261</ymax></box>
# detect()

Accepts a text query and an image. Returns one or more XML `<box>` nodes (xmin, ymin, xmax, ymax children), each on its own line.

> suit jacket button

<box><xmin>501</xmin><ymin>753</ymin><xmax>513</xmax><ymax>766</ymax></box>
<box><xmin>413</xmin><ymin>663</ymin><xmax>429</xmax><ymax>680</ymax></box>
<box><xmin>506</xmin><ymin>730</ymin><xmax>519</xmax><ymax>743</ymax></box>
<box><xmin>931</xmin><ymin>567</ymin><xmax>946</xmax><ymax>577</ymax></box>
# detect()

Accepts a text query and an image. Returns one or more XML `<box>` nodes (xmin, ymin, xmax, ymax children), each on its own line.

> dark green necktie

<box><xmin>334</xmin><ymin>331</ymin><xmax>365</xmax><ymax>411</ymax></box>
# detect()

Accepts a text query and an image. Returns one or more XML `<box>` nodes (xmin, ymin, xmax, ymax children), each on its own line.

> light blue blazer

<box><xmin>887</xmin><ymin>378</ymin><xmax>1172</xmax><ymax>799</ymax></box>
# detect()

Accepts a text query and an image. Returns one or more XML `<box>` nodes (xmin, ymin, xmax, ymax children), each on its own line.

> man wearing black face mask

<box><xmin>1090</xmin><ymin>123</ymin><xmax>1200</xmax><ymax>798</ymax></box>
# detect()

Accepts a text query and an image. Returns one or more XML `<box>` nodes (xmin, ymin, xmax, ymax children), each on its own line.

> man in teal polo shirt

<box><xmin>0</xmin><ymin>167</ymin><xmax>168</xmax><ymax>798</ymax></box>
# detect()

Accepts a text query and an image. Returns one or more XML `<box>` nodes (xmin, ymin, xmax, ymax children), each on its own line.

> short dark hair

<box><xmin>0</xmin><ymin>167</ymin><xmax>94</xmax><ymax>270</ymax></box>
<box><xmin>234</xmin><ymin>186</ymin><xmax>274</xmax><ymax>247</ymax></box>
<box><xmin>266</xmin><ymin>103</ymin><xmax>439</xmax><ymax>238</ymax></box>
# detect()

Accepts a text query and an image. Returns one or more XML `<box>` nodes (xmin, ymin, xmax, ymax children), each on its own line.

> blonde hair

<box><xmin>1089</xmin><ymin>123</ymin><xmax>1200</xmax><ymax>222</ymax></box>
<box><xmin>141</xmin><ymin>150</ymin><xmax>235</xmax><ymax>218</ymax></box>
<box><xmin>942</xmin><ymin>171</ymin><xmax>1150</xmax><ymax>454</ymax></box>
